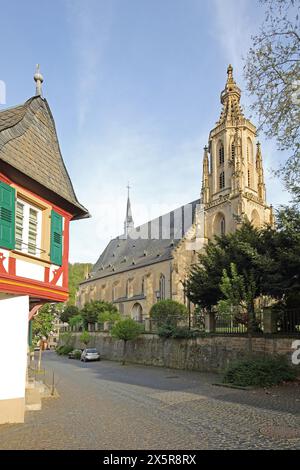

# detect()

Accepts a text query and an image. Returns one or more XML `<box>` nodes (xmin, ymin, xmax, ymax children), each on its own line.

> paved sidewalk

<box><xmin>0</xmin><ymin>352</ymin><xmax>299</xmax><ymax>450</ymax></box>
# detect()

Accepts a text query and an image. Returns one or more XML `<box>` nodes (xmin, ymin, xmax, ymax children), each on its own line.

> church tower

<box><xmin>201</xmin><ymin>65</ymin><xmax>273</xmax><ymax>239</ymax></box>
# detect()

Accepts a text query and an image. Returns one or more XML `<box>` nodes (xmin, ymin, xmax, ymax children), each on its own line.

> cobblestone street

<box><xmin>0</xmin><ymin>352</ymin><xmax>299</xmax><ymax>450</ymax></box>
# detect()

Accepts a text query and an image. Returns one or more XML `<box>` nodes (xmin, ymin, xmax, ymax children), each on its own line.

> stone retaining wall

<box><xmin>66</xmin><ymin>333</ymin><xmax>299</xmax><ymax>372</ymax></box>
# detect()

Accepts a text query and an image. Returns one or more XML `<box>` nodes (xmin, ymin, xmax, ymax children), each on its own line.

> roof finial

<box><xmin>34</xmin><ymin>64</ymin><xmax>44</xmax><ymax>97</ymax></box>
<box><xmin>227</xmin><ymin>64</ymin><xmax>233</xmax><ymax>80</ymax></box>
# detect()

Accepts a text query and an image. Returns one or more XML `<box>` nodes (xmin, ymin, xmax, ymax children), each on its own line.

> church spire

<box><xmin>256</xmin><ymin>142</ymin><xmax>266</xmax><ymax>202</ymax></box>
<box><xmin>218</xmin><ymin>64</ymin><xmax>244</xmax><ymax>125</ymax></box>
<box><xmin>124</xmin><ymin>183</ymin><xmax>134</xmax><ymax>237</ymax></box>
<box><xmin>201</xmin><ymin>146</ymin><xmax>210</xmax><ymax>204</ymax></box>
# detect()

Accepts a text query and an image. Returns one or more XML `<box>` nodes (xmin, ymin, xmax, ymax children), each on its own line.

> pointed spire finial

<box><xmin>124</xmin><ymin>183</ymin><xmax>134</xmax><ymax>237</ymax></box>
<box><xmin>34</xmin><ymin>64</ymin><xmax>44</xmax><ymax>97</ymax></box>
<box><xmin>218</xmin><ymin>65</ymin><xmax>243</xmax><ymax>123</ymax></box>
<box><xmin>227</xmin><ymin>64</ymin><xmax>233</xmax><ymax>80</ymax></box>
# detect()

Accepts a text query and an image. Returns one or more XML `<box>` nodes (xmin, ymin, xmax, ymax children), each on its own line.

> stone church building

<box><xmin>78</xmin><ymin>66</ymin><xmax>273</xmax><ymax>320</ymax></box>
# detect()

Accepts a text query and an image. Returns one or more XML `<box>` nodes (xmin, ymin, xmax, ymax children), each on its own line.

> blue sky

<box><xmin>0</xmin><ymin>0</ymin><xmax>290</xmax><ymax>262</ymax></box>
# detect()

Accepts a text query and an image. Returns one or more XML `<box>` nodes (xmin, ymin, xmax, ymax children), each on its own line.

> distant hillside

<box><xmin>68</xmin><ymin>263</ymin><xmax>93</xmax><ymax>305</ymax></box>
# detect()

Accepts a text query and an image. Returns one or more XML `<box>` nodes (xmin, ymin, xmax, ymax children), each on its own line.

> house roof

<box><xmin>0</xmin><ymin>96</ymin><xmax>89</xmax><ymax>219</ymax></box>
<box><xmin>81</xmin><ymin>199</ymin><xmax>199</xmax><ymax>284</ymax></box>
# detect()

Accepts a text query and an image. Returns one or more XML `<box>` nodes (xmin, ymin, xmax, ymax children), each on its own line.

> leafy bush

<box><xmin>111</xmin><ymin>319</ymin><xmax>144</xmax><ymax>342</ymax></box>
<box><xmin>56</xmin><ymin>345</ymin><xmax>74</xmax><ymax>356</ymax></box>
<box><xmin>81</xmin><ymin>300</ymin><xmax>119</xmax><ymax>326</ymax></box>
<box><xmin>98</xmin><ymin>310</ymin><xmax>121</xmax><ymax>324</ymax></box>
<box><xmin>150</xmin><ymin>300</ymin><xmax>188</xmax><ymax>328</ymax></box>
<box><xmin>69</xmin><ymin>314</ymin><xmax>83</xmax><ymax>328</ymax></box>
<box><xmin>79</xmin><ymin>330</ymin><xmax>91</xmax><ymax>346</ymax></box>
<box><xmin>60</xmin><ymin>305</ymin><xmax>80</xmax><ymax>324</ymax></box>
<box><xmin>158</xmin><ymin>325</ymin><xmax>199</xmax><ymax>339</ymax></box>
<box><xmin>73</xmin><ymin>350</ymin><xmax>82</xmax><ymax>360</ymax></box>
<box><xmin>223</xmin><ymin>355</ymin><xmax>297</xmax><ymax>387</ymax></box>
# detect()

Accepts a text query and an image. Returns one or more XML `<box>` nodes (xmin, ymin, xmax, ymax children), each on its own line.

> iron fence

<box><xmin>275</xmin><ymin>309</ymin><xmax>300</xmax><ymax>335</ymax></box>
<box><xmin>59</xmin><ymin>309</ymin><xmax>300</xmax><ymax>336</ymax></box>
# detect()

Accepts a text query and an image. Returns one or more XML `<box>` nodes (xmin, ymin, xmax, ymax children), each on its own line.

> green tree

<box><xmin>32</xmin><ymin>303</ymin><xmax>59</xmax><ymax>345</ymax></box>
<box><xmin>81</xmin><ymin>300</ymin><xmax>119</xmax><ymax>327</ymax></box>
<box><xmin>69</xmin><ymin>314</ymin><xmax>83</xmax><ymax>329</ymax></box>
<box><xmin>149</xmin><ymin>299</ymin><xmax>188</xmax><ymax>328</ymax></box>
<box><xmin>68</xmin><ymin>262</ymin><xmax>93</xmax><ymax>305</ymax></box>
<box><xmin>187</xmin><ymin>223</ymin><xmax>269</xmax><ymax>313</ymax></box>
<box><xmin>60</xmin><ymin>305</ymin><xmax>80</xmax><ymax>324</ymax></box>
<box><xmin>111</xmin><ymin>319</ymin><xmax>143</xmax><ymax>365</ymax></box>
<box><xmin>260</xmin><ymin>206</ymin><xmax>300</xmax><ymax>305</ymax></box>
<box><xmin>79</xmin><ymin>330</ymin><xmax>90</xmax><ymax>347</ymax></box>
<box><xmin>98</xmin><ymin>310</ymin><xmax>121</xmax><ymax>324</ymax></box>
<box><xmin>244</xmin><ymin>0</ymin><xmax>300</xmax><ymax>201</ymax></box>
<box><xmin>218</xmin><ymin>263</ymin><xmax>259</xmax><ymax>332</ymax></box>
<box><xmin>187</xmin><ymin>217</ymin><xmax>300</xmax><ymax>333</ymax></box>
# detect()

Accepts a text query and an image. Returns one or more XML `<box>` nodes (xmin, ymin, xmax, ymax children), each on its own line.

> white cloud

<box><xmin>211</xmin><ymin>0</ymin><xmax>252</xmax><ymax>77</ymax></box>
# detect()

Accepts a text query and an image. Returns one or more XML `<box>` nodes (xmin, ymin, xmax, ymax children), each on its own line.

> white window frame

<box><xmin>15</xmin><ymin>198</ymin><xmax>42</xmax><ymax>257</ymax></box>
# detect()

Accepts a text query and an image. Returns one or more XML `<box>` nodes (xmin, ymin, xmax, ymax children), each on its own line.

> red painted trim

<box><xmin>50</xmin><ymin>266</ymin><xmax>63</xmax><ymax>285</ymax></box>
<box><xmin>0</xmin><ymin>252</ymin><xmax>7</xmax><ymax>274</ymax></box>
<box><xmin>44</xmin><ymin>266</ymin><xmax>50</xmax><ymax>283</ymax></box>
<box><xmin>29</xmin><ymin>304</ymin><xmax>43</xmax><ymax>321</ymax></box>
<box><xmin>0</xmin><ymin>173</ymin><xmax>11</xmax><ymax>185</ymax></box>
<box><xmin>62</xmin><ymin>217</ymin><xmax>70</xmax><ymax>289</ymax></box>
<box><xmin>8</xmin><ymin>257</ymin><xmax>16</xmax><ymax>276</ymax></box>
<box><xmin>0</xmin><ymin>271</ymin><xmax>68</xmax><ymax>293</ymax></box>
<box><xmin>0</xmin><ymin>282</ymin><xmax>68</xmax><ymax>302</ymax></box>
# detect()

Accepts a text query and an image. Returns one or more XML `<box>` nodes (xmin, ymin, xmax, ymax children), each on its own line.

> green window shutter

<box><xmin>50</xmin><ymin>210</ymin><xmax>63</xmax><ymax>266</ymax></box>
<box><xmin>0</xmin><ymin>181</ymin><xmax>16</xmax><ymax>250</ymax></box>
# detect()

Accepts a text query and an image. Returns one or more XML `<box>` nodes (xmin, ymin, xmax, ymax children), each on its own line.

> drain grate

<box><xmin>260</xmin><ymin>425</ymin><xmax>300</xmax><ymax>440</ymax></box>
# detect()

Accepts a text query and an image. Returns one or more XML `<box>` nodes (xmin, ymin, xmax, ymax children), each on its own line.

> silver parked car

<box><xmin>81</xmin><ymin>348</ymin><xmax>100</xmax><ymax>362</ymax></box>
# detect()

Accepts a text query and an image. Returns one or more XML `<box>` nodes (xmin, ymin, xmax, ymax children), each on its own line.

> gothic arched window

<box><xmin>126</xmin><ymin>279</ymin><xmax>130</xmax><ymax>298</ymax></box>
<box><xmin>159</xmin><ymin>274</ymin><xmax>166</xmax><ymax>300</ymax></box>
<box><xmin>112</xmin><ymin>285</ymin><xmax>117</xmax><ymax>302</ymax></box>
<box><xmin>220</xmin><ymin>217</ymin><xmax>226</xmax><ymax>236</ymax></box>
<box><xmin>231</xmin><ymin>143</ymin><xmax>235</xmax><ymax>160</ymax></box>
<box><xmin>247</xmin><ymin>138</ymin><xmax>253</xmax><ymax>162</ymax></box>
<box><xmin>219</xmin><ymin>142</ymin><xmax>224</xmax><ymax>165</ymax></box>
<box><xmin>219</xmin><ymin>171</ymin><xmax>225</xmax><ymax>189</ymax></box>
<box><xmin>141</xmin><ymin>276</ymin><xmax>145</xmax><ymax>295</ymax></box>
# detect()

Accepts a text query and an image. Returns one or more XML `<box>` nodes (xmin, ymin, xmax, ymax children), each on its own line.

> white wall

<box><xmin>15</xmin><ymin>259</ymin><xmax>44</xmax><ymax>281</ymax></box>
<box><xmin>0</xmin><ymin>295</ymin><xmax>29</xmax><ymax>400</ymax></box>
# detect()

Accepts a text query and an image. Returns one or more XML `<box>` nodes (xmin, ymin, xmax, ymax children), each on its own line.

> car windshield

<box><xmin>86</xmin><ymin>349</ymin><xmax>97</xmax><ymax>353</ymax></box>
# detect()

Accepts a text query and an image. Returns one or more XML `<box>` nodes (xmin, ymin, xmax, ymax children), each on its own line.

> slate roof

<box><xmin>82</xmin><ymin>199</ymin><xmax>199</xmax><ymax>284</ymax></box>
<box><xmin>0</xmin><ymin>96</ymin><xmax>89</xmax><ymax>219</ymax></box>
